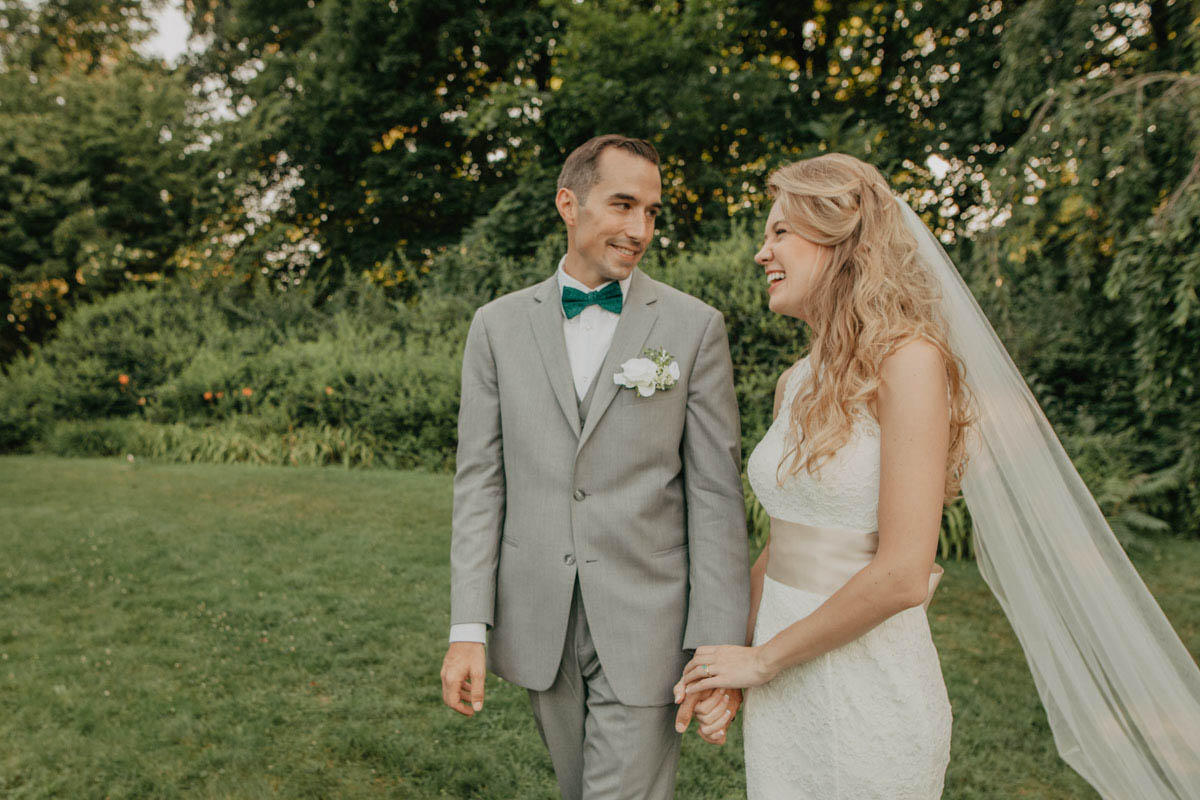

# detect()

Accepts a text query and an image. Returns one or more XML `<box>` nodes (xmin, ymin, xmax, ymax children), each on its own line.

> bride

<box><xmin>674</xmin><ymin>153</ymin><xmax>1200</xmax><ymax>798</ymax></box>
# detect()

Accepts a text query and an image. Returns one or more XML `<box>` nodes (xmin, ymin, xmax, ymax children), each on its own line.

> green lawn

<box><xmin>1</xmin><ymin>456</ymin><xmax>1196</xmax><ymax>799</ymax></box>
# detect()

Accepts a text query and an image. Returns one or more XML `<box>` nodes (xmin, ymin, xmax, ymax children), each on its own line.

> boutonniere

<box><xmin>613</xmin><ymin>347</ymin><xmax>681</xmax><ymax>397</ymax></box>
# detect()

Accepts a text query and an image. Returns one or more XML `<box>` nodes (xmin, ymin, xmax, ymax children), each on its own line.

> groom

<box><xmin>441</xmin><ymin>135</ymin><xmax>750</xmax><ymax>798</ymax></box>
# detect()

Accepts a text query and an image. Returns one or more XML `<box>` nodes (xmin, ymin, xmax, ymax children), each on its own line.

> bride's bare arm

<box><xmin>682</xmin><ymin>341</ymin><xmax>948</xmax><ymax>690</ymax></box>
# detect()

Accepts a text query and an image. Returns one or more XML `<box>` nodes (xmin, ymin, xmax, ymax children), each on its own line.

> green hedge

<box><xmin>0</xmin><ymin>229</ymin><xmax>1188</xmax><ymax>547</ymax></box>
<box><xmin>0</xmin><ymin>279</ymin><xmax>470</xmax><ymax>471</ymax></box>
<box><xmin>40</xmin><ymin>418</ymin><xmax>386</xmax><ymax>468</ymax></box>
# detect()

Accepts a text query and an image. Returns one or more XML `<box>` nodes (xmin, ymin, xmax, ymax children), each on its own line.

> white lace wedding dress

<box><xmin>743</xmin><ymin>359</ymin><xmax>952</xmax><ymax>799</ymax></box>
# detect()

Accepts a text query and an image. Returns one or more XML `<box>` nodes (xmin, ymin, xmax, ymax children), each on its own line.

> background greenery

<box><xmin>8</xmin><ymin>456</ymin><xmax>1198</xmax><ymax>798</ymax></box>
<box><xmin>2</xmin><ymin>3</ymin><xmax>1198</xmax><ymax>795</ymax></box>
<box><xmin>2</xmin><ymin>0</ymin><xmax>1197</xmax><ymax>546</ymax></box>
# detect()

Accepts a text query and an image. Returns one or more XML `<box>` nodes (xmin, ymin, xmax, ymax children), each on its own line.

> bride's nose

<box><xmin>755</xmin><ymin>244</ymin><xmax>771</xmax><ymax>267</ymax></box>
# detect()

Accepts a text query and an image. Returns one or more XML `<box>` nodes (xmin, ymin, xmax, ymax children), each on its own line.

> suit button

<box><xmin>573</xmin><ymin>489</ymin><xmax>586</xmax><ymax>501</ymax></box>
<box><xmin>564</xmin><ymin>554</ymin><xmax>576</xmax><ymax>566</ymax></box>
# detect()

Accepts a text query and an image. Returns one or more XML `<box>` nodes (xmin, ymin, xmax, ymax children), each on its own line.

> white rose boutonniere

<box><xmin>614</xmin><ymin>347</ymin><xmax>680</xmax><ymax>397</ymax></box>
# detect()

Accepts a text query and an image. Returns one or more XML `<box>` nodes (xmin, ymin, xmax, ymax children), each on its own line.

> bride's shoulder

<box><xmin>880</xmin><ymin>338</ymin><xmax>945</xmax><ymax>383</ymax></box>
<box><xmin>877</xmin><ymin>338</ymin><xmax>948</xmax><ymax>419</ymax></box>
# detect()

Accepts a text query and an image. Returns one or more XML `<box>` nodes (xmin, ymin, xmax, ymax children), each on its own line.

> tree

<box><xmin>0</xmin><ymin>0</ymin><xmax>208</xmax><ymax>359</ymax></box>
<box><xmin>977</xmin><ymin>0</ymin><xmax>1200</xmax><ymax>530</ymax></box>
<box><xmin>181</xmin><ymin>0</ymin><xmax>560</xmax><ymax>295</ymax></box>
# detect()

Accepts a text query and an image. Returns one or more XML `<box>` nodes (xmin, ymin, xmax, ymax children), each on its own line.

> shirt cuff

<box><xmin>449</xmin><ymin>623</ymin><xmax>488</xmax><ymax>644</ymax></box>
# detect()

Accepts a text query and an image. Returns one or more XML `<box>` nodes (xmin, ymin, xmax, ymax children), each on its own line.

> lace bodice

<box><xmin>747</xmin><ymin>358</ymin><xmax>881</xmax><ymax>533</ymax></box>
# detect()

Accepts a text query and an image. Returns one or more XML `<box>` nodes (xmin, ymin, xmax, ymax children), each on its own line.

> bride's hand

<box><xmin>679</xmin><ymin>645</ymin><xmax>776</xmax><ymax>694</ymax></box>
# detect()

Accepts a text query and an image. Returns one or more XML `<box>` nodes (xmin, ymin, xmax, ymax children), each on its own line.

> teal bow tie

<box><xmin>561</xmin><ymin>282</ymin><xmax>623</xmax><ymax>319</ymax></box>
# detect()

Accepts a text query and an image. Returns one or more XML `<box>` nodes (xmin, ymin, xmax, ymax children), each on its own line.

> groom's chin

<box><xmin>601</xmin><ymin>262</ymin><xmax>637</xmax><ymax>281</ymax></box>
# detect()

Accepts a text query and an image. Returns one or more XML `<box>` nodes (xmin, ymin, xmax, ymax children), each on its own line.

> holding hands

<box><xmin>674</xmin><ymin>685</ymin><xmax>743</xmax><ymax>744</ymax></box>
<box><xmin>671</xmin><ymin>643</ymin><xmax>777</xmax><ymax>745</ymax></box>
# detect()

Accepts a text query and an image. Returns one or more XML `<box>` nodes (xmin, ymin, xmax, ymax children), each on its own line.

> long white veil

<box><xmin>895</xmin><ymin>199</ymin><xmax>1200</xmax><ymax>798</ymax></box>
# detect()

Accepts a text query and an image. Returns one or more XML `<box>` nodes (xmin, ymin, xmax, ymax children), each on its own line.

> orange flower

<box><xmin>203</xmin><ymin>391</ymin><xmax>213</xmax><ymax>401</ymax></box>
<box><xmin>324</xmin><ymin>386</ymin><xmax>334</xmax><ymax>396</ymax></box>
<box><xmin>215</xmin><ymin>391</ymin><xmax>224</xmax><ymax>399</ymax></box>
<box><xmin>137</xmin><ymin>397</ymin><xmax>147</xmax><ymax>406</ymax></box>
<box><xmin>241</xmin><ymin>387</ymin><xmax>253</xmax><ymax>397</ymax></box>
<box><xmin>117</xmin><ymin>374</ymin><xmax>130</xmax><ymax>385</ymax></box>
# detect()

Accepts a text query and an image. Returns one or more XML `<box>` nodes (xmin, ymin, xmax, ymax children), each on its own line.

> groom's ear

<box><xmin>555</xmin><ymin>187</ymin><xmax>579</xmax><ymax>228</ymax></box>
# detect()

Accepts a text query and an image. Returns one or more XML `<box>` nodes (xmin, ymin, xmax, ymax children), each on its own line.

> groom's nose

<box><xmin>624</xmin><ymin>218</ymin><xmax>649</xmax><ymax>244</ymax></box>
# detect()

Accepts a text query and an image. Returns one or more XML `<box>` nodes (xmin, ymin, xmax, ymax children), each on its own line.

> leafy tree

<box><xmin>976</xmin><ymin>0</ymin><xmax>1200</xmax><ymax>531</ymax></box>
<box><xmin>182</xmin><ymin>0</ymin><xmax>559</xmax><ymax>294</ymax></box>
<box><xmin>0</xmin><ymin>0</ymin><xmax>207</xmax><ymax>358</ymax></box>
<box><xmin>0</xmin><ymin>0</ymin><xmax>164</xmax><ymax>74</ymax></box>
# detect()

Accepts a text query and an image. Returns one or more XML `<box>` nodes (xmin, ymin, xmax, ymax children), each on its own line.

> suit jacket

<box><xmin>449</xmin><ymin>267</ymin><xmax>750</xmax><ymax>706</ymax></box>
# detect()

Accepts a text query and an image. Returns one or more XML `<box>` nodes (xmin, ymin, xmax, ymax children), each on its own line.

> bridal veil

<box><xmin>897</xmin><ymin>198</ymin><xmax>1200</xmax><ymax>799</ymax></box>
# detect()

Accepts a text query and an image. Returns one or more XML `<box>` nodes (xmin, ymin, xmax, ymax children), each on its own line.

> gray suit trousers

<box><xmin>528</xmin><ymin>579</ymin><xmax>682</xmax><ymax>800</ymax></box>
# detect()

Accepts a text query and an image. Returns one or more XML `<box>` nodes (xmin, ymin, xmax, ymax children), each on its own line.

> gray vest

<box><xmin>577</xmin><ymin>364</ymin><xmax>603</xmax><ymax>425</ymax></box>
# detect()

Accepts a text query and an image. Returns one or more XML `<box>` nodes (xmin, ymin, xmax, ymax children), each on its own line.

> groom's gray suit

<box><xmin>450</xmin><ymin>265</ymin><xmax>749</xmax><ymax>796</ymax></box>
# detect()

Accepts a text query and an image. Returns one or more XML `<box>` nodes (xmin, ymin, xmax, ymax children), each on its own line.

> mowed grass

<box><xmin>1</xmin><ymin>456</ymin><xmax>1196</xmax><ymax>799</ymax></box>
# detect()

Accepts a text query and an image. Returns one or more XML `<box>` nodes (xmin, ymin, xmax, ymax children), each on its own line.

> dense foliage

<box><xmin>1</xmin><ymin>0</ymin><xmax>1197</xmax><ymax>539</ymax></box>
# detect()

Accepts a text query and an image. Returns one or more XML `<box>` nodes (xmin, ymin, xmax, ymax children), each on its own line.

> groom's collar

<box><xmin>529</xmin><ymin>261</ymin><xmax>659</xmax><ymax>444</ymax></box>
<box><xmin>533</xmin><ymin>261</ymin><xmax>656</xmax><ymax>310</ymax></box>
<box><xmin>555</xmin><ymin>255</ymin><xmax>633</xmax><ymax>306</ymax></box>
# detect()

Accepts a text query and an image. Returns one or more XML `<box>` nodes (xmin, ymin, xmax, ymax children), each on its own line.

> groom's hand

<box><xmin>440</xmin><ymin>642</ymin><xmax>486</xmax><ymax>717</ymax></box>
<box><xmin>673</xmin><ymin>684</ymin><xmax>742</xmax><ymax>745</ymax></box>
<box><xmin>695</xmin><ymin>688</ymin><xmax>742</xmax><ymax>744</ymax></box>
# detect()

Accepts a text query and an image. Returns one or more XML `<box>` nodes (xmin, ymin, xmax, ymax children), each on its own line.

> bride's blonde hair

<box><xmin>768</xmin><ymin>153</ymin><xmax>974</xmax><ymax>501</ymax></box>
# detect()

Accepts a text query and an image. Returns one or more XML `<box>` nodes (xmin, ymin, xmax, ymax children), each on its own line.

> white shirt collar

<box><xmin>555</xmin><ymin>255</ymin><xmax>633</xmax><ymax>306</ymax></box>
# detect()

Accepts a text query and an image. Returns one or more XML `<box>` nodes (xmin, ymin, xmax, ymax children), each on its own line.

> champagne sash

<box><xmin>765</xmin><ymin>517</ymin><xmax>944</xmax><ymax>610</ymax></box>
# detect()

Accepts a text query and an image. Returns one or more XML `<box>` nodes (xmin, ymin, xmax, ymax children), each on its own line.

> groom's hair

<box><xmin>558</xmin><ymin>135</ymin><xmax>660</xmax><ymax>204</ymax></box>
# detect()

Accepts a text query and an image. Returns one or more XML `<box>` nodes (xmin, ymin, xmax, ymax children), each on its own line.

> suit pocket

<box><xmin>616</xmin><ymin>387</ymin><xmax>680</xmax><ymax>408</ymax></box>
<box><xmin>651</xmin><ymin>543</ymin><xmax>688</xmax><ymax>558</ymax></box>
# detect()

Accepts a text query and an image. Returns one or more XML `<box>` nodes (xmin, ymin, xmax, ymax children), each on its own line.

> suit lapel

<box><xmin>529</xmin><ymin>274</ymin><xmax>582</xmax><ymax>438</ymax></box>
<box><xmin>577</xmin><ymin>269</ymin><xmax>659</xmax><ymax>452</ymax></box>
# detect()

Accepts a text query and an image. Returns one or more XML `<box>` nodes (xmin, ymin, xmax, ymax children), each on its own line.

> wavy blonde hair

<box><xmin>769</xmin><ymin>153</ymin><xmax>974</xmax><ymax>501</ymax></box>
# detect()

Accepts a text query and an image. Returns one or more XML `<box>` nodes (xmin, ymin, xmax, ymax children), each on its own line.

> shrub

<box><xmin>0</xmin><ymin>357</ymin><xmax>56</xmax><ymax>452</ymax></box>
<box><xmin>32</xmin><ymin>285</ymin><xmax>233</xmax><ymax>422</ymax></box>
<box><xmin>38</xmin><ymin>417</ymin><xmax>391</xmax><ymax>469</ymax></box>
<box><xmin>1</xmin><ymin>277</ymin><xmax>468</xmax><ymax>470</ymax></box>
<box><xmin>40</xmin><ymin>419</ymin><xmax>144</xmax><ymax>458</ymax></box>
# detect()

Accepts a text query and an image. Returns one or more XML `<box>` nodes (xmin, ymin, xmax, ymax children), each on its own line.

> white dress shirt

<box><xmin>557</xmin><ymin>257</ymin><xmax>632</xmax><ymax>400</ymax></box>
<box><xmin>449</xmin><ymin>258</ymin><xmax>632</xmax><ymax>644</ymax></box>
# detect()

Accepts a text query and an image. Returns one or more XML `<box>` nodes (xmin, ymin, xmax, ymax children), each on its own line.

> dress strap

<box><xmin>780</xmin><ymin>357</ymin><xmax>812</xmax><ymax>407</ymax></box>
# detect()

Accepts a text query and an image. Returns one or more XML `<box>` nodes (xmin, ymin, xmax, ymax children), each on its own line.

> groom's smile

<box><xmin>608</xmin><ymin>241</ymin><xmax>642</xmax><ymax>263</ymax></box>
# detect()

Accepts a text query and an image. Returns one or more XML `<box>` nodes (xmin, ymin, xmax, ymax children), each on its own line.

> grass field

<box><xmin>1</xmin><ymin>456</ymin><xmax>1196</xmax><ymax>798</ymax></box>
